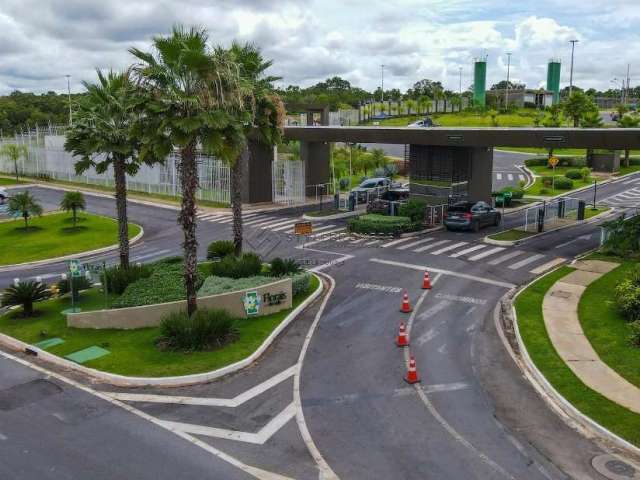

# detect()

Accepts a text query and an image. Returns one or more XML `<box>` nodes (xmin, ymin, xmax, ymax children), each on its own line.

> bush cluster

<box><xmin>159</xmin><ymin>308</ymin><xmax>238</xmax><ymax>351</ymax></box>
<box><xmin>270</xmin><ymin>257</ymin><xmax>300</xmax><ymax>277</ymax></box>
<box><xmin>348</xmin><ymin>214</ymin><xmax>417</xmax><ymax>236</ymax></box>
<box><xmin>398</xmin><ymin>198</ymin><xmax>427</xmax><ymax>223</ymax></box>
<box><xmin>615</xmin><ymin>268</ymin><xmax>640</xmax><ymax>323</ymax></box>
<box><xmin>198</xmin><ymin>275</ymin><xmax>276</xmax><ymax>297</ymax></box>
<box><xmin>207</xmin><ymin>240</ymin><xmax>235</xmax><ymax>260</ymax></box>
<box><xmin>553</xmin><ymin>177</ymin><xmax>574</xmax><ymax>189</ymax></box>
<box><xmin>101</xmin><ymin>264</ymin><xmax>152</xmax><ymax>295</ymax></box>
<box><xmin>565</xmin><ymin>169</ymin><xmax>583</xmax><ymax>180</ymax></box>
<box><xmin>209</xmin><ymin>252</ymin><xmax>262</xmax><ymax>279</ymax></box>
<box><xmin>291</xmin><ymin>272</ymin><xmax>312</xmax><ymax>297</ymax></box>
<box><xmin>525</xmin><ymin>157</ymin><xmax>586</xmax><ymax>168</ymax></box>
<box><xmin>602</xmin><ymin>216</ymin><xmax>640</xmax><ymax>256</ymax></box>
<box><xmin>500</xmin><ymin>186</ymin><xmax>524</xmax><ymax>199</ymax></box>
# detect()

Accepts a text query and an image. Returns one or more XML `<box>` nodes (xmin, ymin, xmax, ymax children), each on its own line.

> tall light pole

<box><xmin>65</xmin><ymin>74</ymin><xmax>72</xmax><ymax>126</ymax></box>
<box><xmin>569</xmin><ymin>39</ymin><xmax>579</xmax><ymax>97</ymax></box>
<box><xmin>625</xmin><ymin>63</ymin><xmax>631</xmax><ymax>105</ymax></box>
<box><xmin>458</xmin><ymin>66</ymin><xmax>462</xmax><ymax>94</ymax></box>
<box><xmin>505</xmin><ymin>52</ymin><xmax>512</xmax><ymax>110</ymax></box>
<box><xmin>380</xmin><ymin>64</ymin><xmax>385</xmax><ymax>103</ymax></box>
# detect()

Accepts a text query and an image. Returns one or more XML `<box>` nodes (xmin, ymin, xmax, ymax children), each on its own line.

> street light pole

<box><xmin>505</xmin><ymin>52</ymin><xmax>512</xmax><ymax>110</ymax></box>
<box><xmin>569</xmin><ymin>40</ymin><xmax>579</xmax><ymax>97</ymax></box>
<box><xmin>65</xmin><ymin>74</ymin><xmax>72</xmax><ymax>126</ymax></box>
<box><xmin>458</xmin><ymin>66</ymin><xmax>462</xmax><ymax>95</ymax></box>
<box><xmin>380</xmin><ymin>64</ymin><xmax>385</xmax><ymax>103</ymax></box>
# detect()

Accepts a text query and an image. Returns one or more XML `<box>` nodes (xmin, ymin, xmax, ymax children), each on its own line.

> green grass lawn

<box><xmin>371</xmin><ymin>110</ymin><xmax>538</xmax><ymax>128</ymax></box>
<box><xmin>516</xmin><ymin>267</ymin><xmax>640</xmax><ymax>447</ymax></box>
<box><xmin>579</xmin><ymin>261</ymin><xmax>640</xmax><ymax>389</ymax></box>
<box><xmin>525</xmin><ymin>176</ymin><xmax>592</xmax><ymax>196</ymax></box>
<box><xmin>0</xmin><ymin>276</ymin><xmax>320</xmax><ymax>377</ymax></box>
<box><xmin>487</xmin><ymin>229</ymin><xmax>535</xmax><ymax>241</ymax></box>
<box><xmin>0</xmin><ymin>176</ymin><xmax>22</xmax><ymax>186</ymax></box>
<box><xmin>0</xmin><ymin>212</ymin><xmax>141</xmax><ymax>265</ymax></box>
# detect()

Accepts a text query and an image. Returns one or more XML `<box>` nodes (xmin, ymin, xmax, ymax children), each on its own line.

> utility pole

<box><xmin>65</xmin><ymin>75</ymin><xmax>72</xmax><ymax>126</ymax></box>
<box><xmin>505</xmin><ymin>52</ymin><xmax>512</xmax><ymax>110</ymax></box>
<box><xmin>625</xmin><ymin>63</ymin><xmax>631</xmax><ymax>105</ymax></box>
<box><xmin>458</xmin><ymin>66</ymin><xmax>462</xmax><ymax>94</ymax></box>
<box><xmin>380</xmin><ymin>64</ymin><xmax>385</xmax><ymax>103</ymax></box>
<box><xmin>569</xmin><ymin>40</ymin><xmax>579</xmax><ymax>97</ymax></box>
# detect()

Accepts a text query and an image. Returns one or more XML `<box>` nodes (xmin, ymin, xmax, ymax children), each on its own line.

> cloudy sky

<box><xmin>0</xmin><ymin>0</ymin><xmax>637</xmax><ymax>95</ymax></box>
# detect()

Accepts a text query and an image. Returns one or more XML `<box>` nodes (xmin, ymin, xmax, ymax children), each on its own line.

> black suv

<box><xmin>444</xmin><ymin>201</ymin><xmax>501</xmax><ymax>232</ymax></box>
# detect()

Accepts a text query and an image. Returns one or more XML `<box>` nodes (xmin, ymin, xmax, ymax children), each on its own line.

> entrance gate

<box><xmin>272</xmin><ymin>157</ymin><xmax>305</xmax><ymax>206</ymax></box>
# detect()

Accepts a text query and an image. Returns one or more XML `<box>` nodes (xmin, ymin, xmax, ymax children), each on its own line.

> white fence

<box><xmin>523</xmin><ymin>197</ymin><xmax>583</xmax><ymax>232</ymax></box>
<box><xmin>272</xmin><ymin>156</ymin><xmax>305</xmax><ymax>206</ymax></box>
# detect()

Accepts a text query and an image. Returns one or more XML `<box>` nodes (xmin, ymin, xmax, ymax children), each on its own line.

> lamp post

<box><xmin>458</xmin><ymin>66</ymin><xmax>462</xmax><ymax>95</ymax></box>
<box><xmin>569</xmin><ymin>40</ymin><xmax>579</xmax><ymax>96</ymax></box>
<box><xmin>505</xmin><ymin>52</ymin><xmax>512</xmax><ymax>110</ymax></box>
<box><xmin>65</xmin><ymin>74</ymin><xmax>72</xmax><ymax>126</ymax></box>
<box><xmin>380</xmin><ymin>64</ymin><xmax>385</xmax><ymax>103</ymax></box>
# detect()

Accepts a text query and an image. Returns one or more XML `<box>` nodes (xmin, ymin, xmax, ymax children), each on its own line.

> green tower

<box><xmin>547</xmin><ymin>60</ymin><xmax>561</xmax><ymax>105</ymax></box>
<box><xmin>473</xmin><ymin>58</ymin><xmax>487</xmax><ymax>107</ymax></box>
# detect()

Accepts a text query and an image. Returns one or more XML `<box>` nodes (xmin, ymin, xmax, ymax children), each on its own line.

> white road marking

<box><xmin>380</xmin><ymin>237</ymin><xmax>416</xmax><ymax>248</ymax></box>
<box><xmin>496</xmin><ymin>173</ymin><xmax>503</xmax><ymax>180</ymax></box>
<box><xmin>529</xmin><ymin>257</ymin><xmax>566</xmax><ymax>274</ymax></box>
<box><xmin>449</xmin><ymin>244</ymin><xmax>487</xmax><ymax>258</ymax></box>
<box><xmin>160</xmin><ymin>403</ymin><xmax>296</xmax><ymax>445</ymax></box>
<box><xmin>423</xmin><ymin>382</ymin><xmax>470</xmax><ymax>394</ymax></box>
<box><xmin>198</xmin><ymin>213</ymin><xmax>225</xmax><ymax>221</ymax></box>
<box><xmin>253</xmin><ymin>217</ymin><xmax>291</xmax><ymax>228</ymax></box>
<box><xmin>396</xmin><ymin>237</ymin><xmax>433</xmax><ymax>250</ymax></box>
<box><xmin>349</xmin><ymin>238</ymin><xmax>365</xmax><ymax>244</ymax></box>
<box><xmin>555</xmin><ymin>234</ymin><xmax>592</xmax><ymax>249</ymax></box>
<box><xmin>270</xmin><ymin>221</ymin><xmax>300</xmax><ymax>232</ymax></box>
<box><xmin>508</xmin><ymin>253</ymin><xmax>545</xmax><ymax>270</ymax></box>
<box><xmin>468</xmin><ymin>247</ymin><xmax>505</xmax><ymax>261</ymax></box>
<box><xmin>104</xmin><ymin>365</ymin><xmax>297</xmax><ymax>407</ymax></box>
<box><xmin>413</xmin><ymin>239</ymin><xmax>449</xmax><ymax>252</ymax></box>
<box><xmin>487</xmin><ymin>250</ymin><xmax>524</xmax><ymax>265</ymax></box>
<box><xmin>370</xmin><ymin>258</ymin><xmax>516</xmax><ymax>288</ymax></box>
<box><xmin>216</xmin><ymin>217</ymin><xmax>235</xmax><ymax>224</ymax></box>
<box><xmin>507</xmin><ymin>173</ymin><xmax>514</xmax><ymax>181</ymax></box>
<box><xmin>131</xmin><ymin>249</ymin><xmax>172</xmax><ymax>262</ymax></box>
<box><xmin>244</xmin><ymin>216</ymin><xmax>278</xmax><ymax>226</ymax></box>
<box><xmin>309</xmin><ymin>224</ymin><xmax>337</xmax><ymax>233</ymax></box>
<box><xmin>309</xmin><ymin>227</ymin><xmax>344</xmax><ymax>238</ymax></box>
<box><xmin>431</xmin><ymin>242</ymin><xmax>468</xmax><ymax>255</ymax></box>
<box><xmin>355</xmin><ymin>282</ymin><xmax>402</xmax><ymax>293</ymax></box>
<box><xmin>434</xmin><ymin>293</ymin><xmax>487</xmax><ymax>305</ymax></box>
<box><xmin>0</xmin><ymin>433</ymin><xmax>7</xmax><ymax>441</ymax></box>
<box><xmin>364</xmin><ymin>240</ymin><xmax>381</xmax><ymax>246</ymax></box>
<box><xmin>261</xmin><ymin>218</ymin><xmax>297</xmax><ymax>229</ymax></box>
<box><xmin>518</xmin><ymin>174</ymin><xmax>525</xmax><ymax>181</ymax></box>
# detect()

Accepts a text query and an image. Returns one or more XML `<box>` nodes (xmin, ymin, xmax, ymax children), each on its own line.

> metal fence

<box><xmin>272</xmin><ymin>155</ymin><xmax>306</xmax><ymax>206</ymax></box>
<box><xmin>523</xmin><ymin>196</ymin><xmax>583</xmax><ymax>232</ymax></box>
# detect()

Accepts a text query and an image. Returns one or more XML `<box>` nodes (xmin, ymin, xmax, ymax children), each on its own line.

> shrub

<box><xmin>398</xmin><ymin>198</ymin><xmax>427</xmax><ymax>223</ymax></box>
<box><xmin>525</xmin><ymin>157</ymin><xmax>547</xmax><ymax>167</ymax></box>
<box><xmin>500</xmin><ymin>186</ymin><xmax>524</xmax><ymax>199</ymax></box>
<box><xmin>292</xmin><ymin>272</ymin><xmax>312</xmax><ymax>297</ymax></box>
<box><xmin>339</xmin><ymin>177</ymin><xmax>350</xmax><ymax>190</ymax></box>
<box><xmin>101</xmin><ymin>264</ymin><xmax>153</xmax><ymax>295</ymax></box>
<box><xmin>209</xmin><ymin>252</ymin><xmax>262</xmax><ymax>279</ymax></box>
<box><xmin>198</xmin><ymin>275</ymin><xmax>276</xmax><ymax>297</ymax></box>
<box><xmin>1</xmin><ymin>281</ymin><xmax>51</xmax><ymax>317</ymax></box>
<box><xmin>554</xmin><ymin>177</ymin><xmax>574</xmax><ymax>189</ymax></box>
<box><xmin>270</xmin><ymin>257</ymin><xmax>301</xmax><ymax>277</ymax></box>
<box><xmin>384</xmin><ymin>163</ymin><xmax>398</xmax><ymax>178</ymax></box>
<box><xmin>539</xmin><ymin>188</ymin><xmax>550</xmax><ymax>194</ymax></box>
<box><xmin>565</xmin><ymin>169</ymin><xmax>583</xmax><ymax>180</ymax></box>
<box><xmin>629</xmin><ymin>321</ymin><xmax>640</xmax><ymax>347</ymax></box>
<box><xmin>207</xmin><ymin>240</ymin><xmax>235</xmax><ymax>261</ymax></box>
<box><xmin>542</xmin><ymin>176</ymin><xmax>553</xmax><ymax>188</ymax></box>
<box><xmin>615</xmin><ymin>269</ymin><xmax>640</xmax><ymax>322</ymax></box>
<box><xmin>348</xmin><ymin>214</ymin><xmax>417</xmax><ymax>236</ymax></box>
<box><xmin>56</xmin><ymin>276</ymin><xmax>93</xmax><ymax>301</ymax></box>
<box><xmin>159</xmin><ymin>309</ymin><xmax>238</xmax><ymax>351</ymax></box>
<box><xmin>580</xmin><ymin>167</ymin><xmax>592</xmax><ymax>180</ymax></box>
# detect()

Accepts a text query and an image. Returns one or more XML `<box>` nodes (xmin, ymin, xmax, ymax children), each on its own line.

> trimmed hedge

<box><xmin>554</xmin><ymin>177</ymin><xmax>574</xmax><ymax>189</ymax></box>
<box><xmin>348</xmin><ymin>214</ymin><xmax>418</xmax><ymax>236</ymax></box>
<box><xmin>565</xmin><ymin>169</ymin><xmax>583</xmax><ymax>180</ymax></box>
<box><xmin>198</xmin><ymin>275</ymin><xmax>276</xmax><ymax>297</ymax></box>
<box><xmin>398</xmin><ymin>198</ymin><xmax>427</xmax><ymax>223</ymax></box>
<box><xmin>209</xmin><ymin>253</ymin><xmax>262</xmax><ymax>279</ymax></box>
<box><xmin>159</xmin><ymin>308</ymin><xmax>238</xmax><ymax>351</ymax></box>
<box><xmin>500</xmin><ymin>186</ymin><xmax>524</xmax><ymax>199</ymax></box>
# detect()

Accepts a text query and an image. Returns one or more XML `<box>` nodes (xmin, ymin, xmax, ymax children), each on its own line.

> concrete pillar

<box><xmin>467</xmin><ymin>147</ymin><xmax>494</xmax><ymax>203</ymax></box>
<box><xmin>300</xmin><ymin>141</ymin><xmax>330</xmax><ymax>197</ymax></box>
<box><xmin>240</xmin><ymin>140</ymin><xmax>274</xmax><ymax>204</ymax></box>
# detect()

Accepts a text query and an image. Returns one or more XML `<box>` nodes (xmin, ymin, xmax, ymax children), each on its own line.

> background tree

<box><xmin>0</xmin><ymin>144</ymin><xmax>28</xmax><ymax>183</ymax></box>
<box><xmin>580</xmin><ymin>110</ymin><xmax>604</xmax><ymax>161</ymax></box>
<box><xmin>130</xmin><ymin>26</ymin><xmax>244</xmax><ymax>316</ymax></box>
<box><xmin>417</xmin><ymin>96</ymin><xmax>431</xmax><ymax>115</ymax></box>
<box><xmin>8</xmin><ymin>191</ymin><xmax>42</xmax><ymax>228</ymax></box>
<box><xmin>562</xmin><ymin>91</ymin><xmax>597</xmax><ymax>127</ymax></box>
<box><xmin>617</xmin><ymin>114</ymin><xmax>640</xmax><ymax>167</ymax></box>
<box><xmin>65</xmin><ymin>70</ymin><xmax>148</xmax><ymax>269</ymax></box>
<box><xmin>1</xmin><ymin>280</ymin><xmax>50</xmax><ymax>317</ymax></box>
<box><xmin>59</xmin><ymin>191</ymin><xmax>86</xmax><ymax>226</ymax></box>
<box><xmin>405</xmin><ymin>99</ymin><xmax>416</xmax><ymax>115</ymax></box>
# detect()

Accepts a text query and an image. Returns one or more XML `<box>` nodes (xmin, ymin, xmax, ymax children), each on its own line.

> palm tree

<box><xmin>417</xmin><ymin>96</ymin><xmax>431</xmax><ymax>115</ymax></box>
<box><xmin>0</xmin><ymin>144</ymin><xmax>28</xmax><ymax>183</ymax></box>
<box><xmin>8</xmin><ymin>191</ymin><xmax>43</xmax><ymax>229</ymax></box>
<box><xmin>405</xmin><ymin>99</ymin><xmax>416</xmax><ymax>116</ymax></box>
<box><xmin>227</xmin><ymin>42</ymin><xmax>284</xmax><ymax>256</ymax></box>
<box><xmin>59</xmin><ymin>191</ymin><xmax>86</xmax><ymax>226</ymax></box>
<box><xmin>2</xmin><ymin>280</ymin><xmax>50</xmax><ymax>317</ymax></box>
<box><xmin>618</xmin><ymin>114</ymin><xmax>640</xmax><ymax>167</ymax></box>
<box><xmin>130</xmin><ymin>26</ymin><xmax>244</xmax><ymax>316</ymax></box>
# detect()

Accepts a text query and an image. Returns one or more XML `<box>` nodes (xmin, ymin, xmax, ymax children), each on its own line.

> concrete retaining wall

<box><xmin>67</xmin><ymin>278</ymin><xmax>292</xmax><ymax>329</ymax></box>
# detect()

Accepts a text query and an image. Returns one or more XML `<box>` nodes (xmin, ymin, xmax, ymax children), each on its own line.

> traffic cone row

<box><xmin>396</xmin><ymin>322</ymin><xmax>409</xmax><ymax>347</ymax></box>
<box><xmin>400</xmin><ymin>290</ymin><xmax>412</xmax><ymax>313</ymax></box>
<box><xmin>422</xmin><ymin>271</ymin><xmax>432</xmax><ymax>290</ymax></box>
<box><xmin>405</xmin><ymin>356</ymin><xmax>420</xmax><ymax>384</ymax></box>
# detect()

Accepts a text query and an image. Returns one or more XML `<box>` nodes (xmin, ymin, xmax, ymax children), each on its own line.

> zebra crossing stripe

<box><xmin>431</xmin><ymin>242</ymin><xmax>468</xmax><ymax>255</ymax></box>
<box><xmin>244</xmin><ymin>216</ymin><xmax>278</xmax><ymax>226</ymax></box>
<box><xmin>507</xmin><ymin>174</ymin><xmax>513</xmax><ymax>181</ymax></box>
<box><xmin>364</xmin><ymin>240</ymin><xmax>382</xmax><ymax>246</ymax></box>
<box><xmin>518</xmin><ymin>174</ymin><xmax>525</xmax><ymax>181</ymax></box>
<box><xmin>496</xmin><ymin>173</ymin><xmax>502</xmax><ymax>180</ymax></box>
<box><xmin>310</xmin><ymin>227</ymin><xmax>344</xmax><ymax>238</ymax></box>
<box><xmin>350</xmin><ymin>238</ymin><xmax>365</xmax><ymax>244</ymax></box>
<box><xmin>310</xmin><ymin>224</ymin><xmax>337</xmax><ymax>233</ymax></box>
<box><xmin>381</xmin><ymin>237</ymin><xmax>416</xmax><ymax>248</ymax></box>
<box><xmin>529</xmin><ymin>257</ymin><xmax>566</xmax><ymax>274</ymax></box>
<box><xmin>487</xmin><ymin>250</ymin><xmax>524</xmax><ymax>265</ymax></box>
<box><xmin>253</xmin><ymin>217</ymin><xmax>290</xmax><ymax>228</ymax></box>
<box><xmin>414</xmin><ymin>240</ymin><xmax>449</xmax><ymax>252</ymax></box>
<box><xmin>396</xmin><ymin>237</ymin><xmax>433</xmax><ymax>250</ymax></box>
<box><xmin>467</xmin><ymin>247</ymin><xmax>505</xmax><ymax>261</ymax></box>
<box><xmin>270</xmin><ymin>221</ymin><xmax>299</xmax><ymax>232</ymax></box>
<box><xmin>449</xmin><ymin>244</ymin><xmax>486</xmax><ymax>258</ymax></box>
<box><xmin>508</xmin><ymin>254</ymin><xmax>545</xmax><ymax>270</ymax></box>
<box><xmin>261</xmin><ymin>218</ymin><xmax>298</xmax><ymax>229</ymax></box>
<box><xmin>198</xmin><ymin>213</ymin><xmax>223</xmax><ymax>220</ymax></box>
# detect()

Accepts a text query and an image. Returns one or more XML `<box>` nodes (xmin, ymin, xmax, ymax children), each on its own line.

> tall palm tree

<box><xmin>65</xmin><ymin>69</ymin><xmax>149</xmax><ymax>269</ymax></box>
<box><xmin>227</xmin><ymin>42</ymin><xmax>284</xmax><ymax>256</ymax></box>
<box><xmin>130</xmin><ymin>26</ymin><xmax>244</xmax><ymax>316</ymax></box>
<box><xmin>0</xmin><ymin>144</ymin><xmax>28</xmax><ymax>183</ymax></box>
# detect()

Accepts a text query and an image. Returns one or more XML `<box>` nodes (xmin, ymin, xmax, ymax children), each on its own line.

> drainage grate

<box><xmin>0</xmin><ymin>379</ymin><xmax>63</xmax><ymax>411</ymax></box>
<box><xmin>592</xmin><ymin>454</ymin><xmax>638</xmax><ymax>480</ymax></box>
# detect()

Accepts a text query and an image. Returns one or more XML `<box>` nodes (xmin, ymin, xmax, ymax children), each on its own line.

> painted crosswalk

<box><xmin>601</xmin><ymin>186</ymin><xmax>640</xmax><ymax>208</ymax></box>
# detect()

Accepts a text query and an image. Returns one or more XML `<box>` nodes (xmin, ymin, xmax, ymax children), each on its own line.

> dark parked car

<box><xmin>444</xmin><ymin>201</ymin><xmax>501</xmax><ymax>232</ymax></box>
<box><xmin>351</xmin><ymin>177</ymin><xmax>391</xmax><ymax>202</ymax></box>
<box><xmin>367</xmin><ymin>189</ymin><xmax>410</xmax><ymax>215</ymax></box>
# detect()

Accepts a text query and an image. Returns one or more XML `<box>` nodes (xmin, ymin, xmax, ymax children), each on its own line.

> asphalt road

<box><xmin>2</xmin><ymin>175</ymin><xmax>640</xmax><ymax>478</ymax></box>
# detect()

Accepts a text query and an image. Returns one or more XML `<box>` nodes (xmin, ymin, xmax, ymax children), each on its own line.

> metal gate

<box><xmin>523</xmin><ymin>196</ymin><xmax>583</xmax><ymax>232</ymax></box>
<box><xmin>272</xmin><ymin>153</ymin><xmax>305</xmax><ymax>206</ymax></box>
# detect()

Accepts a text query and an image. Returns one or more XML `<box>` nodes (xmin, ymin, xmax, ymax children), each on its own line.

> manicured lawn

<box><xmin>305</xmin><ymin>208</ymin><xmax>342</xmax><ymax>217</ymax></box>
<box><xmin>0</xmin><ymin>212</ymin><xmax>141</xmax><ymax>265</ymax></box>
<box><xmin>617</xmin><ymin>163</ymin><xmax>640</xmax><ymax>176</ymax></box>
<box><xmin>516</xmin><ymin>267</ymin><xmax>640</xmax><ymax>447</ymax></box>
<box><xmin>371</xmin><ymin>110</ymin><xmax>538</xmax><ymax>128</ymax></box>
<box><xmin>579</xmin><ymin>261</ymin><xmax>640</xmax><ymax>389</ymax></box>
<box><xmin>487</xmin><ymin>229</ymin><xmax>535</xmax><ymax>241</ymax></box>
<box><xmin>525</xmin><ymin>176</ymin><xmax>592</xmax><ymax>196</ymax></box>
<box><xmin>0</xmin><ymin>177</ymin><xmax>22</xmax><ymax>186</ymax></box>
<box><xmin>584</xmin><ymin>206</ymin><xmax>609</xmax><ymax>219</ymax></box>
<box><xmin>500</xmin><ymin>147</ymin><xmax>640</xmax><ymax>157</ymax></box>
<box><xmin>0</xmin><ymin>275</ymin><xmax>320</xmax><ymax>377</ymax></box>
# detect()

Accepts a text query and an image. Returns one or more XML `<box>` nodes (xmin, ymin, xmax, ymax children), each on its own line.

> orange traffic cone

<box><xmin>422</xmin><ymin>271</ymin><xmax>432</xmax><ymax>290</ymax></box>
<box><xmin>396</xmin><ymin>322</ymin><xmax>409</xmax><ymax>347</ymax></box>
<box><xmin>400</xmin><ymin>291</ymin><xmax>412</xmax><ymax>313</ymax></box>
<box><xmin>405</xmin><ymin>356</ymin><xmax>420</xmax><ymax>384</ymax></box>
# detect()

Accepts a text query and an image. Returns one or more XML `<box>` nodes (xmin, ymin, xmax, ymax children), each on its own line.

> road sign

<box><xmin>548</xmin><ymin>156</ymin><xmax>559</xmax><ymax>168</ymax></box>
<box><xmin>69</xmin><ymin>259</ymin><xmax>81</xmax><ymax>278</ymax></box>
<box><xmin>294</xmin><ymin>221</ymin><xmax>313</xmax><ymax>236</ymax></box>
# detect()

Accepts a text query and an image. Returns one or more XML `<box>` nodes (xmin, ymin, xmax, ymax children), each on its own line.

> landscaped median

<box><xmin>513</xmin><ymin>258</ymin><xmax>640</xmax><ymax>449</ymax></box>
<box><xmin>0</xmin><ymin>252</ymin><xmax>320</xmax><ymax>380</ymax></box>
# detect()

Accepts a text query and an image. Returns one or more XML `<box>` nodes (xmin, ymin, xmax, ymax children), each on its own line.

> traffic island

<box><xmin>513</xmin><ymin>260</ymin><xmax>640</xmax><ymax>450</ymax></box>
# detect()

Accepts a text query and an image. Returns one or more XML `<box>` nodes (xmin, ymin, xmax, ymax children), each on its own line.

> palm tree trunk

<box><xmin>14</xmin><ymin>159</ymin><xmax>19</xmax><ymax>184</ymax></box>
<box><xmin>23</xmin><ymin>212</ymin><xmax>28</xmax><ymax>229</ymax></box>
<box><xmin>625</xmin><ymin>149</ymin><xmax>630</xmax><ymax>168</ymax></box>
<box><xmin>179</xmin><ymin>144</ymin><xmax>199</xmax><ymax>317</ymax></box>
<box><xmin>72</xmin><ymin>206</ymin><xmax>77</xmax><ymax>226</ymax></box>
<box><xmin>231</xmin><ymin>147</ymin><xmax>246</xmax><ymax>256</ymax></box>
<box><xmin>113</xmin><ymin>158</ymin><xmax>130</xmax><ymax>269</ymax></box>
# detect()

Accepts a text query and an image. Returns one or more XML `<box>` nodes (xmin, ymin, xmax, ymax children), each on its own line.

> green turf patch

<box><xmin>34</xmin><ymin>337</ymin><xmax>65</xmax><ymax>349</ymax></box>
<box><xmin>487</xmin><ymin>229</ymin><xmax>535</xmax><ymax>242</ymax></box>
<box><xmin>0</xmin><ymin>212</ymin><xmax>141</xmax><ymax>266</ymax></box>
<box><xmin>516</xmin><ymin>267</ymin><xmax>640</xmax><ymax>447</ymax></box>
<box><xmin>65</xmin><ymin>346</ymin><xmax>110</xmax><ymax>364</ymax></box>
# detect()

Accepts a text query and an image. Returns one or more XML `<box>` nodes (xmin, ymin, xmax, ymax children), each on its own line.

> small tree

<box><xmin>2</xmin><ymin>280</ymin><xmax>51</xmax><ymax>317</ymax></box>
<box><xmin>370</xmin><ymin>148</ymin><xmax>387</xmax><ymax>169</ymax></box>
<box><xmin>562</xmin><ymin>91</ymin><xmax>597</xmax><ymax>127</ymax></box>
<box><xmin>59</xmin><ymin>191</ymin><xmax>86</xmax><ymax>226</ymax></box>
<box><xmin>617</xmin><ymin>114</ymin><xmax>640</xmax><ymax>167</ymax></box>
<box><xmin>8</xmin><ymin>191</ymin><xmax>43</xmax><ymax>229</ymax></box>
<box><xmin>0</xmin><ymin>144</ymin><xmax>28</xmax><ymax>183</ymax></box>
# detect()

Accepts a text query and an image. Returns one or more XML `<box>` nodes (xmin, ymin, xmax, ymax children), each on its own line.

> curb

<box><xmin>497</xmin><ymin>271</ymin><xmax>640</xmax><ymax>459</ymax></box>
<box><xmin>0</xmin><ymin>222</ymin><xmax>144</xmax><ymax>272</ymax></box>
<box><xmin>0</xmin><ymin>273</ymin><xmax>324</xmax><ymax>387</ymax></box>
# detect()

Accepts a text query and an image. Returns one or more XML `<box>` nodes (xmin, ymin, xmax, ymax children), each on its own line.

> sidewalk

<box><xmin>543</xmin><ymin>259</ymin><xmax>640</xmax><ymax>414</ymax></box>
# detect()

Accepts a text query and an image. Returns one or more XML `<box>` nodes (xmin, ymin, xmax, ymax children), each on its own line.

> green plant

<box><xmin>339</xmin><ymin>177</ymin><xmax>350</xmax><ymax>191</ymax></box>
<box><xmin>7</xmin><ymin>191</ymin><xmax>43</xmax><ymax>229</ymax></box>
<box><xmin>539</xmin><ymin>188</ymin><xmax>550</xmax><ymax>194</ymax></box>
<box><xmin>615</xmin><ymin>268</ymin><xmax>640</xmax><ymax>322</ymax></box>
<box><xmin>1</xmin><ymin>280</ymin><xmax>51</xmax><ymax>317</ymax></box>
<box><xmin>348</xmin><ymin>214</ymin><xmax>416</xmax><ymax>235</ymax></box>
<box><xmin>56</xmin><ymin>276</ymin><xmax>92</xmax><ymax>302</ymax></box>
<box><xmin>542</xmin><ymin>176</ymin><xmax>553</xmax><ymax>188</ymax></box>
<box><xmin>554</xmin><ymin>177</ymin><xmax>574</xmax><ymax>189</ymax></box>
<box><xmin>198</xmin><ymin>275</ymin><xmax>276</xmax><ymax>297</ymax></box>
<box><xmin>398</xmin><ymin>198</ymin><xmax>427</xmax><ymax>223</ymax></box>
<box><xmin>291</xmin><ymin>272</ymin><xmax>311</xmax><ymax>297</ymax></box>
<box><xmin>629</xmin><ymin>321</ymin><xmax>640</xmax><ymax>347</ymax></box>
<box><xmin>59</xmin><ymin>191</ymin><xmax>86</xmax><ymax>226</ymax></box>
<box><xmin>207</xmin><ymin>240</ymin><xmax>236</xmax><ymax>260</ymax></box>
<box><xmin>580</xmin><ymin>167</ymin><xmax>592</xmax><ymax>180</ymax></box>
<box><xmin>101</xmin><ymin>263</ymin><xmax>153</xmax><ymax>295</ymax></box>
<box><xmin>565</xmin><ymin>169</ymin><xmax>583</xmax><ymax>180</ymax></box>
<box><xmin>603</xmin><ymin>216</ymin><xmax>640</xmax><ymax>256</ymax></box>
<box><xmin>500</xmin><ymin>186</ymin><xmax>524</xmax><ymax>199</ymax></box>
<box><xmin>210</xmin><ymin>252</ymin><xmax>263</xmax><ymax>279</ymax></box>
<box><xmin>270</xmin><ymin>257</ymin><xmax>301</xmax><ymax>277</ymax></box>
<box><xmin>0</xmin><ymin>143</ymin><xmax>28</xmax><ymax>183</ymax></box>
<box><xmin>159</xmin><ymin>308</ymin><xmax>238</xmax><ymax>351</ymax></box>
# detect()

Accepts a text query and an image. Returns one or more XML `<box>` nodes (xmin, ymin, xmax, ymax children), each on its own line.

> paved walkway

<box><xmin>543</xmin><ymin>259</ymin><xmax>640</xmax><ymax>414</ymax></box>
